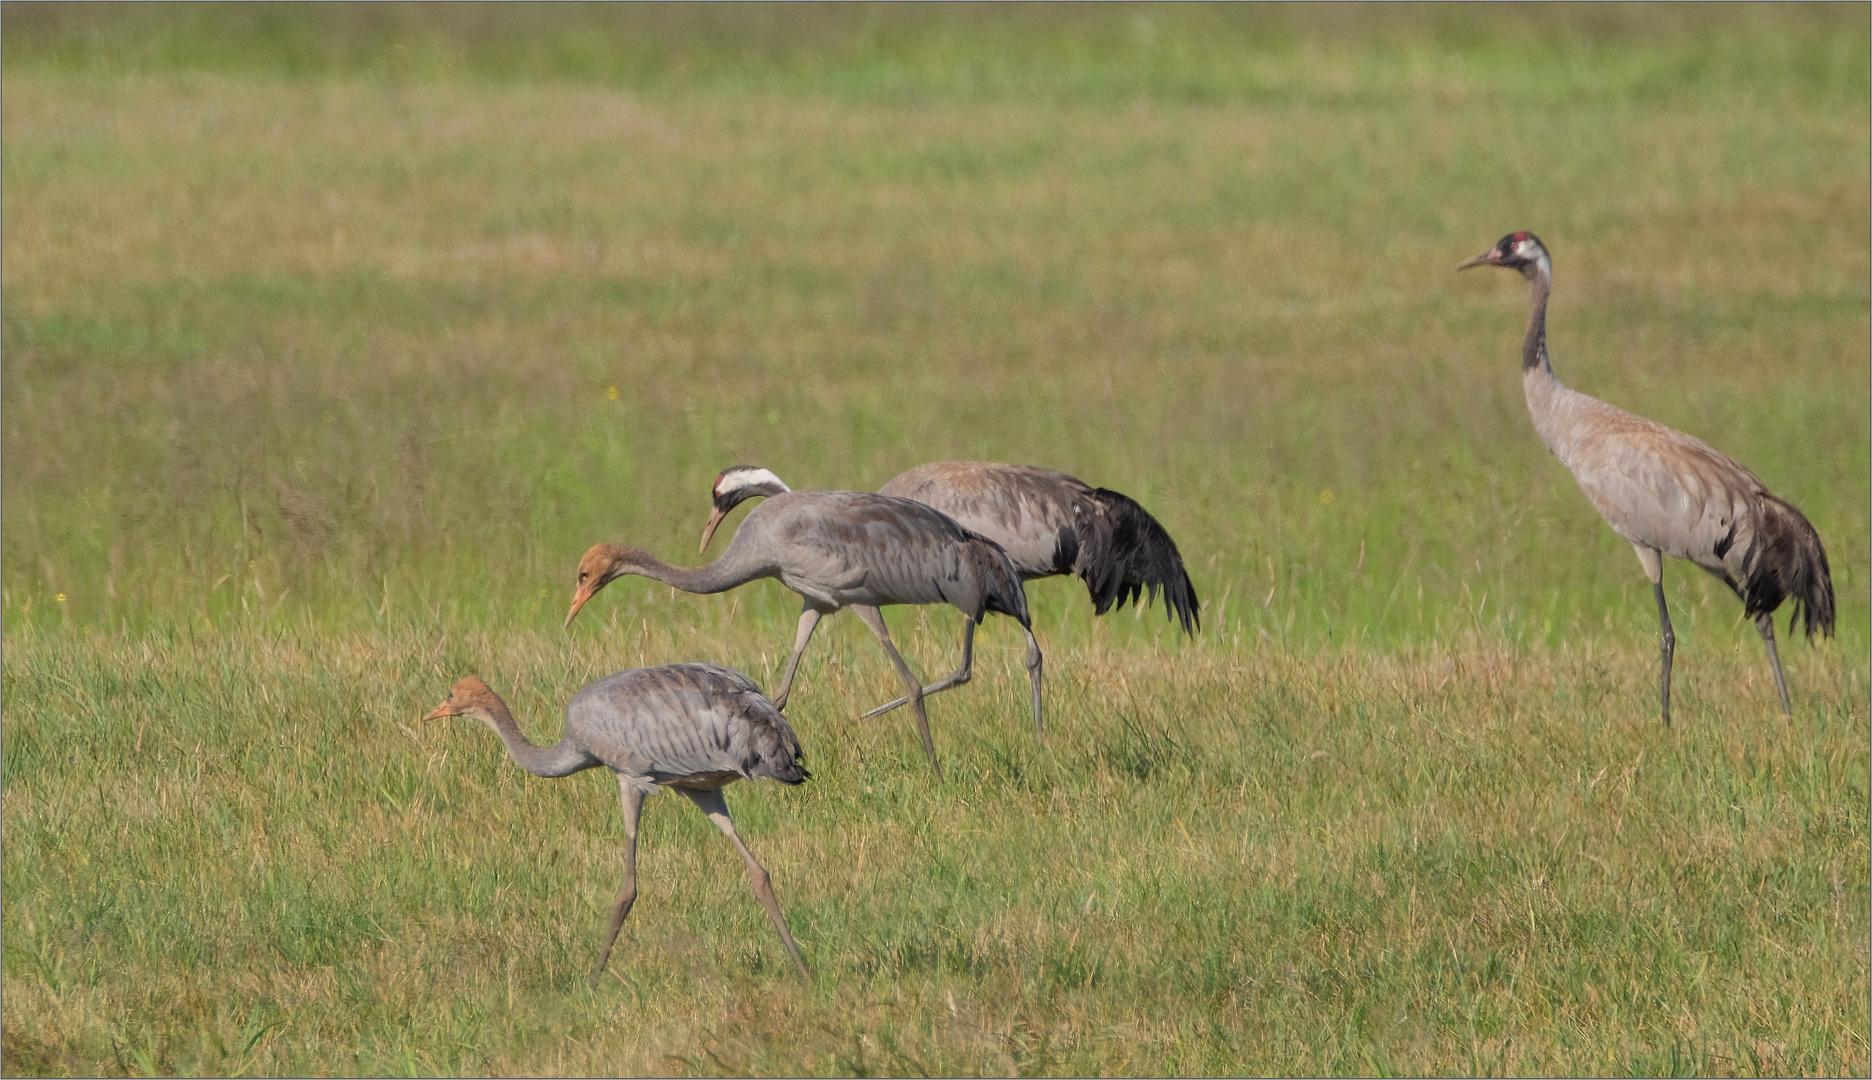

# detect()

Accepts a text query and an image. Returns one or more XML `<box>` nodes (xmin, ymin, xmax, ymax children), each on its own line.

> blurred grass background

<box><xmin>3</xmin><ymin>1</ymin><xmax>1866</xmax><ymax>647</ymax></box>
<box><xmin>2</xmin><ymin>3</ymin><xmax>1867</xmax><ymax>1075</ymax></box>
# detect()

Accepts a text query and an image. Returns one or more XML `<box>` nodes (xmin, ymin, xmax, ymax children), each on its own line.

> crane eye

<box><xmin>578</xmin><ymin>572</ymin><xmax>588</xmax><ymax>583</ymax></box>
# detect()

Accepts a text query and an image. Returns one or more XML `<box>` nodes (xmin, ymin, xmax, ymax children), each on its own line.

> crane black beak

<box><xmin>699</xmin><ymin>506</ymin><xmax>728</xmax><ymax>554</ymax></box>
<box><xmin>1457</xmin><ymin>248</ymin><xmax>1502</xmax><ymax>270</ymax></box>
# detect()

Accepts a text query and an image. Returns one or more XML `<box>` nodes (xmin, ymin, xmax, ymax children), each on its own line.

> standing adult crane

<box><xmin>1459</xmin><ymin>231</ymin><xmax>1834</xmax><ymax>724</ymax></box>
<box><xmin>420</xmin><ymin>666</ymin><xmax>811</xmax><ymax>985</ymax></box>
<box><xmin>704</xmin><ymin>462</ymin><xmax>1199</xmax><ymax>721</ymax></box>
<box><xmin>566</xmin><ymin>483</ymin><xmax>1037</xmax><ymax>779</ymax></box>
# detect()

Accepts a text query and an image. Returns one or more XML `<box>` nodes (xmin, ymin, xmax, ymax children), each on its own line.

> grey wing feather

<box><xmin>882</xmin><ymin>461</ymin><xmax>1199</xmax><ymax>634</ymax></box>
<box><xmin>765</xmin><ymin>490</ymin><xmax>1027</xmax><ymax>619</ymax></box>
<box><xmin>881</xmin><ymin>462</ymin><xmax>1092</xmax><ymax>577</ymax></box>
<box><xmin>566</xmin><ymin>664</ymin><xmax>808</xmax><ymax>785</ymax></box>
<box><xmin>1557</xmin><ymin>397</ymin><xmax>1834</xmax><ymax>637</ymax></box>
<box><xmin>1568</xmin><ymin>423</ymin><xmax>1757</xmax><ymax>568</ymax></box>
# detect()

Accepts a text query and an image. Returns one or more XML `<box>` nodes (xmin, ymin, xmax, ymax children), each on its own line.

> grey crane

<box><xmin>1460</xmin><ymin>231</ymin><xmax>1834</xmax><ymax>724</ymax></box>
<box><xmin>704</xmin><ymin>462</ymin><xmax>1199</xmax><ymax>721</ymax></box>
<box><xmin>421</xmin><ymin>665</ymin><xmax>811</xmax><ymax>985</ymax></box>
<box><xmin>566</xmin><ymin>483</ymin><xmax>1037</xmax><ymax>779</ymax></box>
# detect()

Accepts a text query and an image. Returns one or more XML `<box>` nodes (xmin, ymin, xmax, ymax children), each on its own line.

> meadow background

<box><xmin>3</xmin><ymin>3</ymin><xmax>1867</xmax><ymax>1074</ymax></box>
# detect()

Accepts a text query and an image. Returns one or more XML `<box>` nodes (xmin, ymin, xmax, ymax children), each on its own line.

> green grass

<box><xmin>3</xmin><ymin>4</ymin><xmax>1867</xmax><ymax>1075</ymax></box>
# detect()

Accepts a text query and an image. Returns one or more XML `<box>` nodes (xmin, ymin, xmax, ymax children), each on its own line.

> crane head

<box><xmin>701</xmin><ymin>466</ymin><xmax>792</xmax><ymax>552</ymax></box>
<box><xmin>424</xmin><ymin>675</ymin><xmax>498</xmax><ymax>721</ymax></box>
<box><xmin>565</xmin><ymin>543</ymin><xmax>629</xmax><ymax>628</ymax></box>
<box><xmin>1458</xmin><ymin>231</ymin><xmax>1550</xmax><ymax>276</ymax></box>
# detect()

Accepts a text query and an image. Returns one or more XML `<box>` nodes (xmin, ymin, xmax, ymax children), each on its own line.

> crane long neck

<box><xmin>466</xmin><ymin>700</ymin><xmax>595</xmax><ymax>778</ymax></box>
<box><xmin>1519</xmin><ymin>254</ymin><xmax>1584</xmax><ymax>464</ymax></box>
<box><xmin>1522</xmin><ymin>261</ymin><xmax>1553</xmax><ymax>375</ymax></box>
<box><xmin>617</xmin><ymin>542</ymin><xmax>773</xmax><ymax>595</ymax></box>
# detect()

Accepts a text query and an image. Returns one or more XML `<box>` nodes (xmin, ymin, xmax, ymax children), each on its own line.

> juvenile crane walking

<box><xmin>1460</xmin><ymin>232</ymin><xmax>1834</xmax><ymax>723</ymax></box>
<box><xmin>421</xmin><ymin>666</ymin><xmax>811</xmax><ymax>984</ymax></box>
<box><xmin>706</xmin><ymin>462</ymin><xmax>1198</xmax><ymax>720</ymax></box>
<box><xmin>569</xmin><ymin>480</ymin><xmax>1036</xmax><ymax>779</ymax></box>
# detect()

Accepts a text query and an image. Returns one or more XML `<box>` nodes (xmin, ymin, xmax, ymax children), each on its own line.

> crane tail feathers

<box><xmin>735</xmin><ymin>689</ymin><xmax>811</xmax><ymax>784</ymax></box>
<box><xmin>1740</xmin><ymin>493</ymin><xmax>1834</xmax><ymax>639</ymax></box>
<box><xmin>746</xmin><ymin>718</ymin><xmax>810</xmax><ymax>784</ymax></box>
<box><xmin>963</xmin><ymin>534</ymin><xmax>1031</xmax><ymax>627</ymax></box>
<box><xmin>1078</xmin><ymin>489</ymin><xmax>1200</xmax><ymax>636</ymax></box>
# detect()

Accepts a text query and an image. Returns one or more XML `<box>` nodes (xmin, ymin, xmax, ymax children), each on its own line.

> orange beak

<box><xmin>699</xmin><ymin>506</ymin><xmax>728</xmax><ymax>553</ymax></box>
<box><xmin>1457</xmin><ymin>248</ymin><xmax>1501</xmax><ymax>271</ymax></box>
<box><xmin>422</xmin><ymin>700</ymin><xmax>457</xmax><ymax>722</ymax></box>
<box><xmin>565</xmin><ymin>584</ymin><xmax>595</xmax><ymax>629</ymax></box>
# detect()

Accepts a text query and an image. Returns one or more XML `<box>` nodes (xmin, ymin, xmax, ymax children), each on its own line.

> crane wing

<box><xmin>567</xmin><ymin>665</ymin><xmax>807</xmax><ymax>785</ymax></box>
<box><xmin>882</xmin><ymin>461</ymin><xmax>1197</xmax><ymax>632</ymax></box>
<box><xmin>881</xmin><ymin>462</ymin><xmax>1090</xmax><ymax>577</ymax></box>
<box><xmin>1567</xmin><ymin>421</ymin><xmax>1761</xmax><ymax>572</ymax></box>
<box><xmin>763</xmin><ymin>491</ymin><xmax>999</xmax><ymax>609</ymax></box>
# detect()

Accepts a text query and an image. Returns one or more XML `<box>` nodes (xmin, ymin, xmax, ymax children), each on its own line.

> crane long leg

<box><xmin>860</xmin><ymin>619</ymin><xmax>974</xmax><ymax>719</ymax></box>
<box><xmin>851</xmin><ymin>604</ymin><xmax>943</xmax><ymax>780</ymax></box>
<box><xmin>590</xmin><ymin>778</ymin><xmax>647</xmax><ymax>987</ymax></box>
<box><xmin>682</xmin><ymin>787</ymin><xmax>810</xmax><ymax>978</ymax></box>
<box><xmin>1633</xmin><ymin>545</ymin><xmax>1673</xmax><ymax>727</ymax></box>
<box><xmin>1755</xmin><ymin>612</ymin><xmax>1793</xmax><ymax>715</ymax></box>
<box><xmin>860</xmin><ymin>618</ymin><xmax>1044</xmax><ymax>738</ymax></box>
<box><xmin>1022</xmin><ymin>623</ymin><xmax>1044</xmax><ymax>737</ymax></box>
<box><xmin>1652</xmin><ymin>578</ymin><xmax>1675</xmax><ymax>728</ymax></box>
<box><xmin>770</xmin><ymin>605</ymin><xmax>823</xmax><ymax>711</ymax></box>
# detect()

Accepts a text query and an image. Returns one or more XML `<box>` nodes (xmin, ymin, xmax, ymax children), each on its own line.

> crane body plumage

<box><xmin>560</xmin><ymin>664</ymin><xmax>811</xmax><ymax>787</ymax></box>
<box><xmin>570</xmin><ymin>477</ymin><xmax>1038</xmax><ymax>778</ymax></box>
<box><xmin>878</xmin><ymin>461</ymin><xmax>1199</xmax><ymax>634</ymax></box>
<box><xmin>423</xmin><ymin>666</ymin><xmax>810</xmax><ymax>984</ymax></box>
<box><xmin>1523</xmin><ymin>377</ymin><xmax>1830</xmax><ymax>633</ymax></box>
<box><xmin>753</xmin><ymin>490</ymin><xmax>1031</xmax><ymax>617</ymax></box>
<box><xmin>1462</xmin><ymin>231</ymin><xmax>1834</xmax><ymax>723</ymax></box>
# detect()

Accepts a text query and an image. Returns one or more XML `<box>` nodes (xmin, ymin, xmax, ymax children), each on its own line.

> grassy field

<box><xmin>3</xmin><ymin>4</ymin><xmax>1868</xmax><ymax>1075</ymax></box>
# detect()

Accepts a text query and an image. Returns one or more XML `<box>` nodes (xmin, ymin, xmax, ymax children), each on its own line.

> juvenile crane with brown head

<box><xmin>422</xmin><ymin>666</ymin><xmax>811</xmax><ymax>985</ymax></box>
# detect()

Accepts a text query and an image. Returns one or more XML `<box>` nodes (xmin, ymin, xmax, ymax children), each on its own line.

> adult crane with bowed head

<box><xmin>1459</xmin><ymin>231</ymin><xmax>1833</xmax><ymax>724</ymax></box>
<box><xmin>422</xmin><ymin>665</ymin><xmax>811</xmax><ymax>985</ymax></box>
<box><xmin>704</xmin><ymin>462</ymin><xmax>1199</xmax><ymax>720</ymax></box>
<box><xmin>566</xmin><ymin>482</ymin><xmax>1038</xmax><ymax>780</ymax></box>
